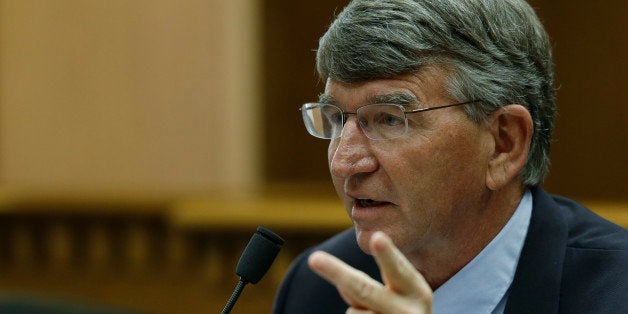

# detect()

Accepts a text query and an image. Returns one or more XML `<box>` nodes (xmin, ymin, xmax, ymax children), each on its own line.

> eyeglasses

<box><xmin>300</xmin><ymin>100</ymin><xmax>480</xmax><ymax>140</ymax></box>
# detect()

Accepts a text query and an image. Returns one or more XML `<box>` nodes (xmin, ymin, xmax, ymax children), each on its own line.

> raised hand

<box><xmin>308</xmin><ymin>231</ymin><xmax>433</xmax><ymax>314</ymax></box>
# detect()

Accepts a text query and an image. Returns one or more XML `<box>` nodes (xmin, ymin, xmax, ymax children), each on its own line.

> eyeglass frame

<box><xmin>300</xmin><ymin>99</ymin><xmax>481</xmax><ymax>140</ymax></box>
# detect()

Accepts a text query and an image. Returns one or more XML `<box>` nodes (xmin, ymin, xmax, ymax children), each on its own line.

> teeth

<box><xmin>359</xmin><ymin>199</ymin><xmax>382</xmax><ymax>207</ymax></box>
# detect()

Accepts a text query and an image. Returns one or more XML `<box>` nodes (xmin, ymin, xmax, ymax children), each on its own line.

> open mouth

<box><xmin>356</xmin><ymin>198</ymin><xmax>388</xmax><ymax>207</ymax></box>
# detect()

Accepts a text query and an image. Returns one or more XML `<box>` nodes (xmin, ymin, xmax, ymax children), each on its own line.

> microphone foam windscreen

<box><xmin>236</xmin><ymin>226</ymin><xmax>285</xmax><ymax>284</ymax></box>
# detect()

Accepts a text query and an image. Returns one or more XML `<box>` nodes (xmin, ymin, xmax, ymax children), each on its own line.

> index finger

<box><xmin>369</xmin><ymin>231</ymin><xmax>432</xmax><ymax>296</ymax></box>
<box><xmin>308</xmin><ymin>250</ymin><xmax>388</xmax><ymax>307</ymax></box>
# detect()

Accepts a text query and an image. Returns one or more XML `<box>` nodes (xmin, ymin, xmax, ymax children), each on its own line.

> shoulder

<box><xmin>555</xmin><ymin>195</ymin><xmax>628</xmax><ymax>250</ymax></box>
<box><xmin>532</xmin><ymin>188</ymin><xmax>628</xmax><ymax>312</ymax></box>
<box><xmin>533</xmin><ymin>187</ymin><xmax>628</xmax><ymax>250</ymax></box>
<box><xmin>272</xmin><ymin>229</ymin><xmax>379</xmax><ymax>314</ymax></box>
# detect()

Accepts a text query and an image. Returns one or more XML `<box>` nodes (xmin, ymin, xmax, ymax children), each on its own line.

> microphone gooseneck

<box><xmin>221</xmin><ymin>280</ymin><xmax>245</xmax><ymax>314</ymax></box>
<box><xmin>221</xmin><ymin>226</ymin><xmax>285</xmax><ymax>314</ymax></box>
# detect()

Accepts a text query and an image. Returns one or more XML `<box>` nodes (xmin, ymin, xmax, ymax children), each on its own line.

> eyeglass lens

<box><xmin>301</xmin><ymin>103</ymin><xmax>408</xmax><ymax>140</ymax></box>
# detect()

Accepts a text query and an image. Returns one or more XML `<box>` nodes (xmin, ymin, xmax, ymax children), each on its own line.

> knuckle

<box><xmin>394</xmin><ymin>258</ymin><xmax>410</xmax><ymax>277</ymax></box>
<box><xmin>352</xmin><ymin>278</ymin><xmax>375</xmax><ymax>300</ymax></box>
<box><xmin>399</xmin><ymin>301</ymin><xmax>431</xmax><ymax>314</ymax></box>
<box><xmin>412</xmin><ymin>292</ymin><xmax>433</xmax><ymax>314</ymax></box>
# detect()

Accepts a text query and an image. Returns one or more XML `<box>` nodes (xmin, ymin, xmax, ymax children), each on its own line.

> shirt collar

<box><xmin>432</xmin><ymin>190</ymin><xmax>533</xmax><ymax>314</ymax></box>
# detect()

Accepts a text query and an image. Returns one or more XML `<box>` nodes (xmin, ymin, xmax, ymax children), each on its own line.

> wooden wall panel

<box><xmin>261</xmin><ymin>0</ymin><xmax>351</xmax><ymax>183</ymax></box>
<box><xmin>530</xmin><ymin>0</ymin><xmax>628</xmax><ymax>200</ymax></box>
<box><xmin>0</xmin><ymin>0</ymin><xmax>261</xmax><ymax>193</ymax></box>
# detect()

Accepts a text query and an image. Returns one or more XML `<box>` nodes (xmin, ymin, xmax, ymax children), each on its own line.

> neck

<box><xmin>409</xmin><ymin>185</ymin><xmax>526</xmax><ymax>290</ymax></box>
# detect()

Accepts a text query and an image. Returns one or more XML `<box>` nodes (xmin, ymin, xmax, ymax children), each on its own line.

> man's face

<box><xmin>325</xmin><ymin>68</ymin><xmax>494</xmax><ymax>260</ymax></box>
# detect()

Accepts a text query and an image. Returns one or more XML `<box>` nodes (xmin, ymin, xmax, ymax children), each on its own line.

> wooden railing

<box><xmin>0</xmin><ymin>188</ymin><xmax>350</xmax><ymax>313</ymax></box>
<box><xmin>0</xmin><ymin>188</ymin><xmax>625</xmax><ymax>313</ymax></box>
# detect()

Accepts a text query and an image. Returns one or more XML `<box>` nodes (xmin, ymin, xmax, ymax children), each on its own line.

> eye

<box><xmin>375</xmin><ymin>113</ymin><xmax>404</xmax><ymax>127</ymax></box>
<box><xmin>330</xmin><ymin>112</ymin><xmax>344</xmax><ymax>125</ymax></box>
<box><xmin>321</xmin><ymin>105</ymin><xmax>344</xmax><ymax>126</ymax></box>
<box><xmin>384</xmin><ymin>114</ymin><xmax>403</xmax><ymax>126</ymax></box>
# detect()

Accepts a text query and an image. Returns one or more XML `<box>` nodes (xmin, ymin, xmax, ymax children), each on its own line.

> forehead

<box><xmin>321</xmin><ymin>67</ymin><xmax>451</xmax><ymax>108</ymax></box>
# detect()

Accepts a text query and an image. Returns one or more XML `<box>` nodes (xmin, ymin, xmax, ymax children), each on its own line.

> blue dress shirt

<box><xmin>432</xmin><ymin>190</ymin><xmax>532</xmax><ymax>314</ymax></box>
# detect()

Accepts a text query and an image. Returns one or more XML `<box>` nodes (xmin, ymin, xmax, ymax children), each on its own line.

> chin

<box><xmin>354</xmin><ymin>227</ymin><xmax>376</xmax><ymax>255</ymax></box>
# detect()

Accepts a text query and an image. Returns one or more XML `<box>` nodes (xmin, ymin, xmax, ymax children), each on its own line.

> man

<box><xmin>273</xmin><ymin>0</ymin><xmax>628</xmax><ymax>313</ymax></box>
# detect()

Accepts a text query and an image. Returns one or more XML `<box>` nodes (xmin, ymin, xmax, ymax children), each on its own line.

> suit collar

<box><xmin>504</xmin><ymin>187</ymin><xmax>568</xmax><ymax>313</ymax></box>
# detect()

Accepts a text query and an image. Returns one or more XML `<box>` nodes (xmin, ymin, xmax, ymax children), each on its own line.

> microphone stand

<box><xmin>221</xmin><ymin>279</ymin><xmax>247</xmax><ymax>314</ymax></box>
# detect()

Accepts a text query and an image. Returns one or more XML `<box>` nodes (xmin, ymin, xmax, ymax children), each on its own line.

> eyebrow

<box><xmin>368</xmin><ymin>92</ymin><xmax>418</xmax><ymax>106</ymax></box>
<box><xmin>318</xmin><ymin>93</ymin><xmax>335</xmax><ymax>104</ymax></box>
<box><xmin>318</xmin><ymin>91</ymin><xmax>419</xmax><ymax>107</ymax></box>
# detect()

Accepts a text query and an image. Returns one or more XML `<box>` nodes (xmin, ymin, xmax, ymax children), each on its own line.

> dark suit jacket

<box><xmin>272</xmin><ymin>188</ymin><xmax>628</xmax><ymax>313</ymax></box>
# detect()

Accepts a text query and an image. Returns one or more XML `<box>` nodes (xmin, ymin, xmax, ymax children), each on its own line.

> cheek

<box><xmin>327</xmin><ymin>140</ymin><xmax>339</xmax><ymax>167</ymax></box>
<box><xmin>400</xmin><ymin>128</ymin><xmax>487</xmax><ymax>193</ymax></box>
<box><xmin>327</xmin><ymin>140</ymin><xmax>343</xmax><ymax>186</ymax></box>
<box><xmin>431</xmin><ymin>133</ymin><xmax>490</xmax><ymax>195</ymax></box>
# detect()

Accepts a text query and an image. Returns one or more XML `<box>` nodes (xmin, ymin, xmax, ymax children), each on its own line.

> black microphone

<box><xmin>221</xmin><ymin>226</ymin><xmax>285</xmax><ymax>314</ymax></box>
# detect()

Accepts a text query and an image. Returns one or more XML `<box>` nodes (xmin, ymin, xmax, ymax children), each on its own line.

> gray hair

<box><xmin>316</xmin><ymin>0</ymin><xmax>555</xmax><ymax>186</ymax></box>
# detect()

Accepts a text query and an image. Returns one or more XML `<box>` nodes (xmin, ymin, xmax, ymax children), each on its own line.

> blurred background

<box><xmin>0</xmin><ymin>0</ymin><xmax>625</xmax><ymax>313</ymax></box>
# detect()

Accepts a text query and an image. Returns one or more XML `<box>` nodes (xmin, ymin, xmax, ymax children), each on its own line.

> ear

<box><xmin>485</xmin><ymin>105</ymin><xmax>533</xmax><ymax>190</ymax></box>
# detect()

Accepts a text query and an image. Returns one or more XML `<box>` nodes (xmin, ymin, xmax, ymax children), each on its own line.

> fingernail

<box><xmin>373</xmin><ymin>231</ymin><xmax>389</xmax><ymax>242</ymax></box>
<box><xmin>371</xmin><ymin>231</ymin><xmax>390</xmax><ymax>250</ymax></box>
<box><xmin>308</xmin><ymin>251</ymin><xmax>326</xmax><ymax>270</ymax></box>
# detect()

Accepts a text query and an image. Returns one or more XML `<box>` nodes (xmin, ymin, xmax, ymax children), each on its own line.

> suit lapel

<box><xmin>504</xmin><ymin>188</ymin><xmax>568</xmax><ymax>313</ymax></box>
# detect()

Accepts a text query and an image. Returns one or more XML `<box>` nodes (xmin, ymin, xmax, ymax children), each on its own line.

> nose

<box><xmin>329</xmin><ymin>119</ymin><xmax>378</xmax><ymax>179</ymax></box>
